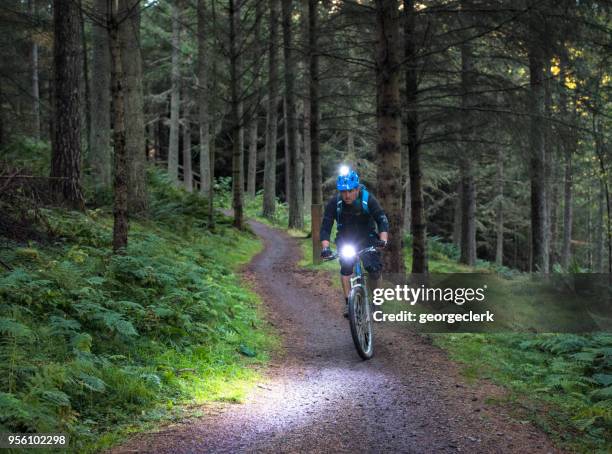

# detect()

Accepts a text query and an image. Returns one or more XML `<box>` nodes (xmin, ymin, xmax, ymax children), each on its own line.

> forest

<box><xmin>0</xmin><ymin>0</ymin><xmax>611</xmax><ymax>451</ymax></box>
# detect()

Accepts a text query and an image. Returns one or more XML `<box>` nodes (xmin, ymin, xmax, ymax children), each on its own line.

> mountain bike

<box><xmin>325</xmin><ymin>242</ymin><xmax>383</xmax><ymax>360</ymax></box>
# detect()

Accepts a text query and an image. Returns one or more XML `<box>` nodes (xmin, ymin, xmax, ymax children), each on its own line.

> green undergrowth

<box><xmin>434</xmin><ymin>333</ymin><xmax>612</xmax><ymax>453</ymax></box>
<box><xmin>0</xmin><ymin>169</ymin><xmax>276</xmax><ymax>452</ymax></box>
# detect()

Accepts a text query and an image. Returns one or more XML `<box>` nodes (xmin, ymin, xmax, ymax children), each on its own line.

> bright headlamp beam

<box><xmin>340</xmin><ymin>244</ymin><xmax>356</xmax><ymax>259</ymax></box>
<box><xmin>339</xmin><ymin>165</ymin><xmax>350</xmax><ymax>176</ymax></box>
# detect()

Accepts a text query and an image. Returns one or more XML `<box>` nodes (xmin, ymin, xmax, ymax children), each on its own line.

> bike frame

<box><xmin>324</xmin><ymin>245</ymin><xmax>378</xmax><ymax>359</ymax></box>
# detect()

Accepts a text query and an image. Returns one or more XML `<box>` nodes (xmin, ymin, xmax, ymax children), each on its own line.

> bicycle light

<box><xmin>340</xmin><ymin>244</ymin><xmax>356</xmax><ymax>259</ymax></box>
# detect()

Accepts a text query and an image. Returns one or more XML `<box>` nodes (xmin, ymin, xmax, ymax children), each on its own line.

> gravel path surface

<box><xmin>110</xmin><ymin>221</ymin><xmax>562</xmax><ymax>454</ymax></box>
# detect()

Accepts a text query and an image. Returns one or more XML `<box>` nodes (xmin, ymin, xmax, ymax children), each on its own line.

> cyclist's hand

<box><xmin>376</xmin><ymin>240</ymin><xmax>388</xmax><ymax>250</ymax></box>
<box><xmin>320</xmin><ymin>247</ymin><xmax>333</xmax><ymax>259</ymax></box>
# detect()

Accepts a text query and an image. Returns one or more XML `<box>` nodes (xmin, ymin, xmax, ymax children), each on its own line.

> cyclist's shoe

<box><xmin>343</xmin><ymin>298</ymin><xmax>349</xmax><ymax>318</ymax></box>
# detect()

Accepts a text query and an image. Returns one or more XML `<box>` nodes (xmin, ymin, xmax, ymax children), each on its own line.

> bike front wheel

<box><xmin>348</xmin><ymin>285</ymin><xmax>374</xmax><ymax>360</ymax></box>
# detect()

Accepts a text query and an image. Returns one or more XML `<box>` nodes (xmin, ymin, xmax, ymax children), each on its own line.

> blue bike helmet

<box><xmin>336</xmin><ymin>167</ymin><xmax>359</xmax><ymax>191</ymax></box>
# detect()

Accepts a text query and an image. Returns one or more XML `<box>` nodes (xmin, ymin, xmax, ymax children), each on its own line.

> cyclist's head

<box><xmin>336</xmin><ymin>166</ymin><xmax>360</xmax><ymax>204</ymax></box>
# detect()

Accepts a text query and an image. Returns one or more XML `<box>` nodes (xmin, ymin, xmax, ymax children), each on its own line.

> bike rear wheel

<box><xmin>348</xmin><ymin>286</ymin><xmax>374</xmax><ymax>359</ymax></box>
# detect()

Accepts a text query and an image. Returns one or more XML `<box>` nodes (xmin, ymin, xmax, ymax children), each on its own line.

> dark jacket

<box><xmin>319</xmin><ymin>190</ymin><xmax>389</xmax><ymax>247</ymax></box>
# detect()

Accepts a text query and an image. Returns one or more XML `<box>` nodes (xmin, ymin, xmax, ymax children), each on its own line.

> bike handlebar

<box><xmin>322</xmin><ymin>244</ymin><xmax>384</xmax><ymax>262</ymax></box>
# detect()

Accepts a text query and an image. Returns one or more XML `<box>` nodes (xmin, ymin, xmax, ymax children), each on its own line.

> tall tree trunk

<box><xmin>308</xmin><ymin>0</ymin><xmax>322</xmax><ymax>261</ymax></box>
<box><xmin>400</xmin><ymin>114</ymin><xmax>410</xmax><ymax>233</ymax></box>
<box><xmin>283</xmin><ymin>95</ymin><xmax>290</xmax><ymax>202</ymax></box>
<box><xmin>587</xmin><ymin>186</ymin><xmax>593</xmax><ymax>269</ymax></box>
<box><xmin>495</xmin><ymin>148</ymin><xmax>504</xmax><ymax>266</ymax></box>
<box><xmin>528</xmin><ymin>39</ymin><xmax>548</xmax><ymax>273</ymax></box>
<box><xmin>282</xmin><ymin>0</ymin><xmax>303</xmax><ymax>229</ymax></box>
<box><xmin>247</xmin><ymin>0</ymin><xmax>262</xmax><ymax>198</ymax></box>
<box><xmin>561</xmin><ymin>144</ymin><xmax>573</xmax><ymax>268</ymax></box>
<box><xmin>459</xmin><ymin>0</ymin><xmax>476</xmax><ymax>266</ymax></box>
<box><xmin>404</xmin><ymin>0</ymin><xmax>425</xmax><ymax>273</ymax></box>
<box><xmin>544</xmin><ymin>58</ymin><xmax>554</xmax><ymax>270</ymax></box>
<box><xmin>303</xmin><ymin>87</ymin><xmax>312</xmax><ymax>213</ymax></box>
<box><xmin>197</xmin><ymin>0</ymin><xmax>211</xmax><ymax>199</ymax></box>
<box><xmin>47</xmin><ymin>77</ymin><xmax>54</xmax><ymax>146</ymax></box>
<box><xmin>263</xmin><ymin>0</ymin><xmax>279</xmax><ymax>218</ymax></box>
<box><xmin>559</xmin><ymin>55</ymin><xmax>573</xmax><ymax>269</ymax></box>
<box><xmin>347</xmin><ymin>129</ymin><xmax>355</xmax><ymax>157</ymax></box>
<box><xmin>90</xmin><ymin>0</ymin><xmax>111</xmax><ymax>189</ymax></box>
<box><xmin>595</xmin><ymin>180</ymin><xmax>605</xmax><ymax>273</ymax></box>
<box><xmin>247</xmin><ymin>114</ymin><xmax>258</xmax><ymax>197</ymax></box>
<box><xmin>549</xmin><ymin>145</ymin><xmax>560</xmax><ymax>267</ymax></box>
<box><xmin>50</xmin><ymin>0</ymin><xmax>84</xmax><ymax>209</ymax></box>
<box><xmin>0</xmin><ymin>83</ymin><xmax>4</xmax><ymax>147</ymax></box>
<box><xmin>296</xmin><ymin>118</ymin><xmax>304</xmax><ymax>215</ymax></box>
<box><xmin>453</xmin><ymin>181</ymin><xmax>461</xmax><ymax>247</ymax></box>
<box><xmin>109</xmin><ymin>2</ymin><xmax>128</xmax><ymax>252</ymax></box>
<box><xmin>230</xmin><ymin>0</ymin><xmax>244</xmax><ymax>229</ymax></box>
<box><xmin>79</xmin><ymin>6</ymin><xmax>91</xmax><ymax>156</ymax></box>
<box><xmin>168</xmin><ymin>1</ymin><xmax>181</xmax><ymax>185</ymax></box>
<box><xmin>120</xmin><ymin>0</ymin><xmax>148</xmax><ymax>212</ymax></box>
<box><xmin>237</xmin><ymin>100</ymin><xmax>245</xmax><ymax>195</ymax></box>
<box><xmin>183</xmin><ymin>107</ymin><xmax>193</xmax><ymax>192</ymax></box>
<box><xmin>207</xmin><ymin>0</ymin><xmax>218</xmax><ymax>228</ymax></box>
<box><xmin>308</xmin><ymin>0</ymin><xmax>322</xmax><ymax>207</ymax></box>
<box><xmin>30</xmin><ymin>0</ymin><xmax>40</xmax><ymax>139</ymax></box>
<box><xmin>375</xmin><ymin>0</ymin><xmax>404</xmax><ymax>274</ymax></box>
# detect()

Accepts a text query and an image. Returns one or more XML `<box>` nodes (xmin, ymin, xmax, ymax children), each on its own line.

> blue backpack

<box><xmin>336</xmin><ymin>184</ymin><xmax>369</xmax><ymax>231</ymax></box>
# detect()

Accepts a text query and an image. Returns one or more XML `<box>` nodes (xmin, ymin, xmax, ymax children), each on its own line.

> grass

<box><xmin>0</xmin><ymin>169</ymin><xmax>278</xmax><ymax>452</ymax></box>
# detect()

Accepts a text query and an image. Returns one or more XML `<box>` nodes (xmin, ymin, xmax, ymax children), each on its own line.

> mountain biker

<box><xmin>320</xmin><ymin>166</ymin><xmax>389</xmax><ymax>317</ymax></box>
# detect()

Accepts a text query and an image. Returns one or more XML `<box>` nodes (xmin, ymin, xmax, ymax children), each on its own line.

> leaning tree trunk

<box><xmin>90</xmin><ymin>0</ymin><xmax>111</xmax><ymax>189</ymax></box>
<box><xmin>168</xmin><ymin>1</ymin><xmax>181</xmax><ymax>185</ymax></box>
<box><xmin>50</xmin><ymin>0</ymin><xmax>84</xmax><ymax>209</ymax></box>
<box><xmin>230</xmin><ymin>0</ymin><xmax>244</xmax><ymax>229</ymax></box>
<box><xmin>404</xmin><ymin>0</ymin><xmax>425</xmax><ymax>274</ymax></box>
<box><xmin>282</xmin><ymin>0</ymin><xmax>303</xmax><ymax>229</ymax></box>
<box><xmin>263</xmin><ymin>0</ymin><xmax>280</xmax><ymax>218</ymax></box>
<box><xmin>109</xmin><ymin>3</ymin><xmax>128</xmax><ymax>252</ymax></box>
<box><xmin>197</xmin><ymin>0</ymin><xmax>211</xmax><ymax>199</ymax></box>
<box><xmin>528</xmin><ymin>40</ymin><xmax>548</xmax><ymax>273</ymax></box>
<box><xmin>375</xmin><ymin>0</ymin><xmax>404</xmax><ymax>275</ymax></box>
<box><xmin>120</xmin><ymin>0</ymin><xmax>148</xmax><ymax>212</ymax></box>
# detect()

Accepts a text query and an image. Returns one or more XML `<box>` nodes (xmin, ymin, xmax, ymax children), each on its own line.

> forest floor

<box><xmin>109</xmin><ymin>220</ymin><xmax>563</xmax><ymax>454</ymax></box>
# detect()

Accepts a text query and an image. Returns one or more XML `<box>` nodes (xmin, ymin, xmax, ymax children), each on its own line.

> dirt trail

<box><xmin>111</xmin><ymin>221</ymin><xmax>561</xmax><ymax>454</ymax></box>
